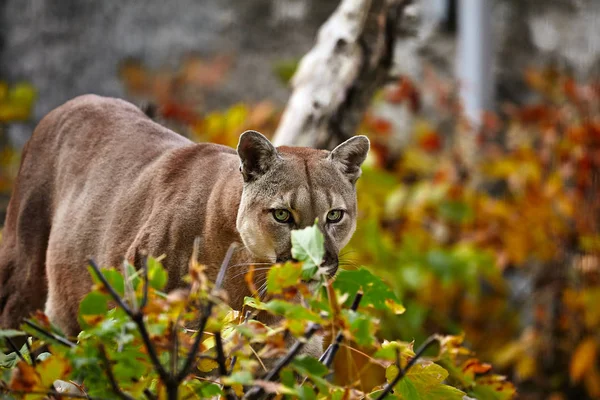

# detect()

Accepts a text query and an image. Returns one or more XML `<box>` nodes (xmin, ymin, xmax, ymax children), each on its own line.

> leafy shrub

<box><xmin>348</xmin><ymin>69</ymin><xmax>600</xmax><ymax>397</ymax></box>
<box><xmin>0</xmin><ymin>225</ymin><xmax>513</xmax><ymax>399</ymax></box>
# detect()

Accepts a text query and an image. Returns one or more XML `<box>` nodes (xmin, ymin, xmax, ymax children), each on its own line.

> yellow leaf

<box><xmin>570</xmin><ymin>337</ymin><xmax>597</xmax><ymax>383</ymax></box>
<box><xmin>198</xmin><ymin>357</ymin><xmax>219</xmax><ymax>373</ymax></box>
<box><xmin>37</xmin><ymin>355</ymin><xmax>71</xmax><ymax>387</ymax></box>
<box><xmin>385</xmin><ymin>299</ymin><xmax>406</xmax><ymax>315</ymax></box>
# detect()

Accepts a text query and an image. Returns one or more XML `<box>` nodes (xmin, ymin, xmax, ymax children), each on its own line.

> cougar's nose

<box><xmin>276</xmin><ymin>254</ymin><xmax>293</xmax><ymax>264</ymax></box>
<box><xmin>321</xmin><ymin>253</ymin><xmax>339</xmax><ymax>278</ymax></box>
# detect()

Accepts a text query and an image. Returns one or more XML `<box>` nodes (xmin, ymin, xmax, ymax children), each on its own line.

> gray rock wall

<box><xmin>0</xmin><ymin>0</ymin><xmax>337</xmax><ymax>146</ymax></box>
<box><xmin>1</xmin><ymin>0</ymin><xmax>598</xmax><ymax>147</ymax></box>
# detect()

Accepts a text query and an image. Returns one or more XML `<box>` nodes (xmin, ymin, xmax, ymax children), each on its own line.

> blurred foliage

<box><xmin>0</xmin><ymin>225</ymin><xmax>513</xmax><ymax>399</ymax></box>
<box><xmin>347</xmin><ymin>68</ymin><xmax>600</xmax><ymax>399</ymax></box>
<box><xmin>0</xmin><ymin>81</ymin><xmax>36</xmax><ymax>194</ymax></box>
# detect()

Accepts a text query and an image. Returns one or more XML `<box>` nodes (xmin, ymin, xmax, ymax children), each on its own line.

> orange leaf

<box><xmin>9</xmin><ymin>361</ymin><xmax>41</xmax><ymax>392</ymax></box>
<box><xmin>570</xmin><ymin>337</ymin><xmax>597</xmax><ymax>383</ymax></box>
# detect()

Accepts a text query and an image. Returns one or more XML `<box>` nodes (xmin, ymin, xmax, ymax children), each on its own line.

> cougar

<box><xmin>0</xmin><ymin>94</ymin><xmax>369</xmax><ymax>340</ymax></box>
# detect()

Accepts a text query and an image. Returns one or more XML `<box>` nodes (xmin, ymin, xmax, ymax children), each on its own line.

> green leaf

<box><xmin>0</xmin><ymin>329</ymin><xmax>26</xmax><ymax>338</ymax></box>
<box><xmin>344</xmin><ymin>309</ymin><xmax>376</xmax><ymax>347</ymax></box>
<box><xmin>374</xmin><ymin>341</ymin><xmax>414</xmax><ymax>361</ymax></box>
<box><xmin>291</xmin><ymin>355</ymin><xmax>328</xmax><ymax>377</ymax></box>
<box><xmin>223</xmin><ymin>370</ymin><xmax>254</xmax><ymax>385</ymax></box>
<box><xmin>291</xmin><ymin>356</ymin><xmax>330</xmax><ymax>393</ymax></box>
<box><xmin>280</xmin><ymin>367</ymin><xmax>296</xmax><ymax>388</ymax></box>
<box><xmin>291</xmin><ymin>224</ymin><xmax>325</xmax><ymax>278</ymax></box>
<box><xmin>124</xmin><ymin>262</ymin><xmax>141</xmax><ymax>290</ymax></box>
<box><xmin>386</xmin><ymin>361</ymin><xmax>465</xmax><ymax>400</ymax></box>
<box><xmin>200</xmin><ymin>382</ymin><xmax>224</xmax><ymax>397</ymax></box>
<box><xmin>87</xmin><ymin>266</ymin><xmax>125</xmax><ymax>297</ymax></box>
<box><xmin>147</xmin><ymin>257</ymin><xmax>168</xmax><ymax>290</ymax></box>
<box><xmin>267</xmin><ymin>262</ymin><xmax>302</xmax><ymax>293</ymax></box>
<box><xmin>244</xmin><ymin>297</ymin><xmax>321</xmax><ymax>322</ymax></box>
<box><xmin>334</xmin><ymin>267</ymin><xmax>403</xmax><ymax>312</ymax></box>
<box><xmin>79</xmin><ymin>292</ymin><xmax>108</xmax><ymax>315</ymax></box>
<box><xmin>296</xmin><ymin>385</ymin><xmax>317</xmax><ymax>400</ymax></box>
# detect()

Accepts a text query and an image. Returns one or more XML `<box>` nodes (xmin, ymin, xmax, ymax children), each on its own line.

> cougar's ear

<box><xmin>237</xmin><ymin>130</ymin><xmax>279</xmax><ymax>182</ymax></box>
<box><xmin>328</xmin><ymin>135</ymin><xmax>370</xmax><ymax>183</ymax></box>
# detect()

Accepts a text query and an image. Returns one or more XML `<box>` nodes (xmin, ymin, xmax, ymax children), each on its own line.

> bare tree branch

<box><xmin>273</xmin><ymin>0</ymin><xmax>411</xmax><ymax>149</ymax></box>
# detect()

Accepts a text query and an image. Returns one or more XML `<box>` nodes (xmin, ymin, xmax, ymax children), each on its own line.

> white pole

<box><xmin>457</xmin><ymin>0</ymin><xmax>495</xmax><ymax>126</ymax></box>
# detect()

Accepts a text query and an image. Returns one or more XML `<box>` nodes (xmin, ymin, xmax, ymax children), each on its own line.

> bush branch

<box><xmin>5</xmin><ymin>337</ymin><xmax>27</xmax><ymax>364</ymax></box>
<box><xmin>244</xmin><ymin>323</ymin><xmax>321</xmax><ymax>400</ymax></box>
<box><xmin>214</xmin><ymin>332</ymin><xmax>237</xmax><ymax>400</ymax></box>
<box><xmin>23</xmin><ymin>320</ymin><xmax>76</xmax><ymax>348</ymax></box>
<box><xmin>175</xmin><ymin>243</ymin><xmax>236</xmax><ymax>382</ymax></box>
<box><xmin>374</xmin><ymin>336</ymin><xmax>440</xmax><ymax>400</ymax></box>
<box><xmin>98</xmin><ymin>344</ymin><xmax>136</xmax><ymax>400</ymax></box>
<box><xmin>320</xmin><ymin>290</ymin><xmax>363</xmax><ymax>368</ymax></box>
<box><xmin>88</xmin><ymin>259</ymin><xmax>169</xmax><ymax>382</ymax></box>
<box><xmin>140</xmin><ymin>256</ymin><xmax>149</xmax><ymax>310</ymax></box>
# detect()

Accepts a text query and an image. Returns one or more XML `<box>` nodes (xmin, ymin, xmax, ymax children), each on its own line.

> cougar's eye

<box><xmin>326</xmin><ymin>210</ymin><xmax>344</xmax><ymax>223</ymax></box>
<box><xmin>272</xmin><ymin>209</ymin><xmax>292</xmax><ymax>223</ymax></box>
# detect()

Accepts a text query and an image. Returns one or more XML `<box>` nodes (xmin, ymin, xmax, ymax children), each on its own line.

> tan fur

<box><xmin>0</xmin><ymin>95</ymin><xmax>369</xmax><ymax>338</ymax></box>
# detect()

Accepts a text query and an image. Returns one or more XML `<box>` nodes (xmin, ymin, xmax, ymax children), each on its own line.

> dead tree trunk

<box><xmin>272</xmin><ymin>0</ymin><xmax>411</xmax><ymax>149</ymax></box>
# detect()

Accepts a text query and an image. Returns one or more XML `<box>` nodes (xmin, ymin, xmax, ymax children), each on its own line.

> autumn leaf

<box><xmin>570</xmin><ymin>337</ymin><xmax>597</xmax><ymax>383</ymax></box>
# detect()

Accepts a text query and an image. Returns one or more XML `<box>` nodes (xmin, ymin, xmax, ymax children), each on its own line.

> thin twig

<box><xmin>88</xmin><ymin>259</ymin><xmax>135</xmax><ymax>316</ymax></box>
<box><xmin>229</xmin><ymin>310</ymin><xmax>252</xmax><ymax>374</ymax></box>
<box><xmin>214</xmin><ymin>332</ymin><xmax>237</xmax><ymax>400</ymax></box>
<box><xmin>175</xmin><ymin>243</ymin><xmax>237</xmax><ymax>382</ymax></box>
<box><xmin>143</xmin><ymin>388</ymin><xmax>158</xmax><ymax>400</ymax></box>
<box><xmin>320</xmin><ymin>290</ymin><xmax>363</xmax><ymax>368</ymax></box>
<box><xmin>98</xmin><ymin>344</ymin><xmax>136</xmax><ymax>400</ymax></box>
<box><xmin>374</xmin><ymin>336</ymin><xmax>440</xmax><ymax>400</ymax></box>
<box><xmin>23</xmin><ymin>320</ymin><xmax>76</xmax><ymax>348</ymax></box>
<box><xmin>88</xmin><ymin>259</ymin><xmax>170</xmax><ymax>382</ymax></box>
<box><xmin>171</xmin><ymin>313</ymin><xmax>183</xmax><ymax>374</ymax></box>
<box><xmin>243</xmin><ymin>323</ymin><xmax>321</xmax><ymax>400</ymax></box>
<box><xmin>5</xmin><ymin>337</ymin><xmax>27</xmax><ymax>364</ymax></box>
<box><xmin>24</xmin><ymin>338</ymin><xmax>36</xmax><ymax>367</ymax></box>
<box><xmin>140</xmin><ymin>256</ymin><xmax>149</xmax><ymax>310</ymax></box>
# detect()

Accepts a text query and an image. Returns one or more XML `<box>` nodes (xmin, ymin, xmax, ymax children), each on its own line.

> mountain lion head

<box><xmin>235</xmin><ymin>130</ymin><xmax>369</xmax><ymax>277</ymax></box>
